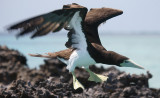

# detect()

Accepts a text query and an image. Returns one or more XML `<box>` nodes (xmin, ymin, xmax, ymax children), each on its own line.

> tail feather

<box><xmin>29</xmin><ymin>53</ymin><xmax>57</xmax><ymax>58</ymax></box>
<box><xmin>28</xmin><ymin>49</ymin><xmax>72</xmax><ymax>60</ymax></box>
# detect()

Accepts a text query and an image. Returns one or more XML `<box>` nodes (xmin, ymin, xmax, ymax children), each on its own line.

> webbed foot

<box><xmin>72</xmin><ymin>72</ymin><xmax>84</xmax><ymax>90</ymax></box>
<box><xmin>86</xmin><ymin>68</ymin><xmax>108</xmax><ymax>83</ymax></box>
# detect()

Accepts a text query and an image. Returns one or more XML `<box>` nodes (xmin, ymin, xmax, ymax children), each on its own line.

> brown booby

<box><xmin>8</xmin><ymin>3</ymin><xmax>144</xmax><ymax>90</ymax></box>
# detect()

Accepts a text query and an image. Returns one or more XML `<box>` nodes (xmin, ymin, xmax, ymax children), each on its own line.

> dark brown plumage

<box><xmin>8</xmin><ymin>3</ymin><xmax>127</xmax><ymax>67</ymax></box>
<box><xmin>8</xmin><ymin>6</ymin><xmax>87</xmax><ymax>39</ymax></box>
<box><xmin>8</xmin><ymin>3</ymin><xmax>144</xmax><ymax>90</ymax></box>
<box><xmin>84</xmin><ymin>8</ymin><xmax>123</xmax><ymax>45</ymax></box>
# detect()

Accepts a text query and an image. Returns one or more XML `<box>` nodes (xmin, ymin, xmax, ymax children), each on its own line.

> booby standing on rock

<box><xmin>8</xmin><ymin>3</ymin><xmax>144</xmax><ymax>90</ymax></box>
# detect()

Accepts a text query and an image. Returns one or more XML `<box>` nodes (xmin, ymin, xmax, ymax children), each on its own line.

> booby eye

<box><xmin>124</xmin><ymin>60</ymin><xmax>129</xmax><ymax>63</ymax></box>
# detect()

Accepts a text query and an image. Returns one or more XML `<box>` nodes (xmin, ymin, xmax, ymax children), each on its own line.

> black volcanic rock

<box><xmin>0</xmin><ymin>45</ymin><xmax>160</xmax><ymax>98</ymax></box>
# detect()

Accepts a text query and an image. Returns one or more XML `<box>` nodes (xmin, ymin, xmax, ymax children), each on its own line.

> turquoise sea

<box><xmin>0</xmin><ymin>32</ymin><xmax>160</xmax><ymax>88</ymax></box>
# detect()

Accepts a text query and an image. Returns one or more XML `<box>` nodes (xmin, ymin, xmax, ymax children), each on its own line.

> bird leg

<box><xmin>85</xmin><ymin>68</ymin><xmax>108</xmax><ymax>83</ymax></box>
<box><xmin>72</xmin><ymin>72</ymin><xmax>84</xmax><ymax>90</ymax></box>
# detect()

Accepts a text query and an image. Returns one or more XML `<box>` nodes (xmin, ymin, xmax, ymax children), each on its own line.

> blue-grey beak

<box><xmin>120</xmin><ymin>59</ymin><xmax>144</xmax><ymax>69</ymax></box>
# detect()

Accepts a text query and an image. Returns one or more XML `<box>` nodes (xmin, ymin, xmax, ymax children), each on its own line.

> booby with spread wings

<box><xmin>8</xmin><ymin>3</ymin><xmax>144</xmax><ymax>90</ymax></box>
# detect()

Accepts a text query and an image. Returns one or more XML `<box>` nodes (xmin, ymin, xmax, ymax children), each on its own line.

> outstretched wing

<box><xmin>84</xmin><ymin>8</ymin><xmax>123</xmax><ymax>45</ymax></box>
<box><xmin>85</xmin><ymin>8</ymin><xmax>123</xmax><ymax>27</ymax></box>
<box><xmin>8</xmin><ymin>4</ymin><xmax>88</xmax><ymax>49</ymax></box>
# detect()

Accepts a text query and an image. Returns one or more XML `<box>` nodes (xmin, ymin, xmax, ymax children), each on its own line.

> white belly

<box><xmin>66</xmin><ymin>49</ymin><xmax>96</xmax><ymax>72</ymax></box>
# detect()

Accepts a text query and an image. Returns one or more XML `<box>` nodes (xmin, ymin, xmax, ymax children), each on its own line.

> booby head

<box><xmin>120</xmin><ymin>59</ymin><xmax>144</xmax><ymax>69</ymax></box>
<box><xmin>101</xmin><ymin>51</ymin><xmax>144</xmax><ymax>70</ymax></box>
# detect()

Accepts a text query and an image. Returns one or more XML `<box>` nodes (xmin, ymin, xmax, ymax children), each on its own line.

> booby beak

<box><xmin>120</xmin><ymin>59</ymin><xmax>144</xmax><ymax>69</ymax></box>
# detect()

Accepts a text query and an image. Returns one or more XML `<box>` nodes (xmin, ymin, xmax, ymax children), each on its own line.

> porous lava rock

<box><xmin>0</xmin><ymin>45</ymin><xmax>160</xmax><ymax>98</ymax></box>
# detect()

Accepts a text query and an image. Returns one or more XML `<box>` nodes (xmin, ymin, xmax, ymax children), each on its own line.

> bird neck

<box><xmin>87</xmin><ymin>44</ymin><xmax>128</xmax><ymax>66</ymax></box>
<box><xmin>103</xmin><ymin>51</ymin><xmax>128</xmax><ymax>66</ymax></box>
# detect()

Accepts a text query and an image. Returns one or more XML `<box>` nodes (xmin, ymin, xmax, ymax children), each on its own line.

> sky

<box><xmin>0</xmin><ymin>0</ymin><xmax>160</xmax><ymax>33</ymax></box>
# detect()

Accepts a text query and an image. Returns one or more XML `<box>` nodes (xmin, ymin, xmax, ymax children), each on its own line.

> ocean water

<box><xmin>0</xmin><ymin>32</ymin><xmax>160</xmax><ymax>88</ymax></box>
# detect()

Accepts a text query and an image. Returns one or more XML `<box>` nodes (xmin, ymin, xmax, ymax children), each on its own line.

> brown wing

<box><xmin>8</xmin><ymin>5</ymin><xmax>87</xmax><ymax>39</ymax></box>
<box><xmin>85</xmin><ymin>8</ymin><xmax>123</xmax><ymax>27</ymax></box>
<box><xmin>84</xmin><ymin>8</ymin><xmax>123</xmax><ymax>45</ymax></box>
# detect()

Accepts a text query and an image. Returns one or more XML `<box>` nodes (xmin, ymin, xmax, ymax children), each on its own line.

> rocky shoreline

<box><xmin>0</xmin><ymin>45</ymin><xmax>160</xmax><ymax>98</ymax></box>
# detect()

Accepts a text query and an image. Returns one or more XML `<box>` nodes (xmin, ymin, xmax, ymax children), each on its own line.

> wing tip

<box><xmin>31</xmin><ymin>34</ymin><xmax>37</xmax><ymax>39</ymax></box>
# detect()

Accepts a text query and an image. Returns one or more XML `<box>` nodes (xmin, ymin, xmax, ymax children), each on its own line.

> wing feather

<box><xmin>9</xmin><ymin>16</ymin><xmax>44</xmax><ymax>30</ymax></box>
<box><xmin>8</xmin><ymin>4</ymin><xmax>88</xmax><ymax>49</ymax></box>
<box><xmin>84</xmin><ymin>8</ymin><xmax>123</xmax><ymax>45</ymax></box>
